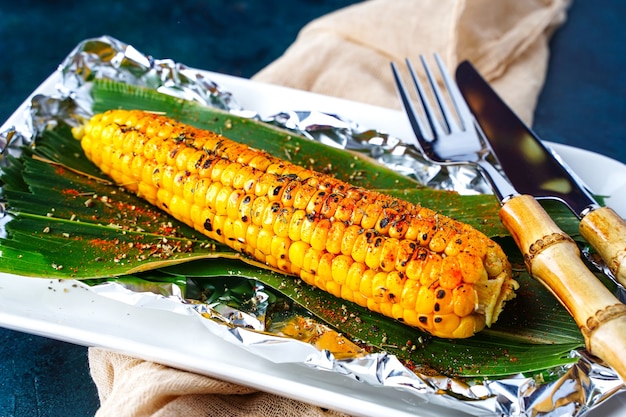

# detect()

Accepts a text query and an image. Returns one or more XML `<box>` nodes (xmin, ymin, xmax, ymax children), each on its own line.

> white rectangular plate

<box><xmin>1</xmin><ymin>69</ymin><xmax>625</xmax><ymax>417</ymax></box>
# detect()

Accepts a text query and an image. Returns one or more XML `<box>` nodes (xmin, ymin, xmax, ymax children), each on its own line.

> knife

<box><xmin>455</xmin><ymin>60</ymin><xmax>626</xmax><ymax>287</ymax></box>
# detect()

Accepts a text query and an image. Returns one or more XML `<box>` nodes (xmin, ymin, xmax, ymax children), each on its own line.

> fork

<box><xmin>391</xmin><ymin>55</ymin><xmax>515</xmax><ymax>201</ymax></box>
<box><xmin>391</xmin><ymin>55</ymin><xmax>626</xmax><ymax>382</ymax></box>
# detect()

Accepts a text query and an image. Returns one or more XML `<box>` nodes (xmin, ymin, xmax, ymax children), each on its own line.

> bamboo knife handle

<box><xmin>500</xmin><ymin>194</ymin><xmax>626</xmax><ymax>382</ymax></box>
<box><xmin>579</xmin><ymin>206</ymin><xmax>626</xmax><ymax>286</ymax></box>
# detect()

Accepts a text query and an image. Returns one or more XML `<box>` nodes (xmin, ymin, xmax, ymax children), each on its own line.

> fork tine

<box><xmin>390</xmin><ymin>62</ymin><xmax>431</xmax><ymax>143</ymax></box>
<box><xmin>432</xmin><ymin>54</ymin><xmax>474</xmax><ymax>132</ymax></box>
<box><xmin>405</xmin><ymin>58</ymin><xmax>440</xmax><ymax>140</ymax></box>
<box><xmin>393</xmin><ymin>55</ymin><xmax>467</xmax><ymax>143</ymax></box>
<box><xmin>420</xmin><ymin>54</ymin><xmax>460</xmax><ymax>135</ymax></box>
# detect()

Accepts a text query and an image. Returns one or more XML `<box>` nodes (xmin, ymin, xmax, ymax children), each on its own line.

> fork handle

<box><xmin>500</xmin><ymin>194</ymin><xmax>626</xmax><ymax>382</ymax></box>
<box><xmin>580</xmin><ymin>206</ymin><xmax>626</xmax><ymax>287</ymax></box>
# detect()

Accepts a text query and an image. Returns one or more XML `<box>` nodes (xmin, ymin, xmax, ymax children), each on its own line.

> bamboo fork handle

<box><xmin>500</xmin><ymin>194</ymin><xmax>626</xmax><ymax>382</ymax></box>
<box><xmin>579</xmin><ymin>206</ymin><xmax>626</xmax><ymax>287</ymax></box>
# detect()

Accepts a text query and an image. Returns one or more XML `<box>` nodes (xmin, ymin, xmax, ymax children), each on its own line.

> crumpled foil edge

<box><xmin>1</xmin><ymin>35</ymin><xmax>623</xmax><ymax>417</ymax></box>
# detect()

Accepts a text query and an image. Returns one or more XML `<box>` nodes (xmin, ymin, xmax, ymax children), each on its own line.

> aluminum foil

<box><xmin>0</xmin><ymin>35</ymin><xmax>623</xmax><ymax>417</ymax></box>
<box><xmin>262</xmin><ymin>110</ymin><xmax>492</xmax><ymax>194</ymax></box>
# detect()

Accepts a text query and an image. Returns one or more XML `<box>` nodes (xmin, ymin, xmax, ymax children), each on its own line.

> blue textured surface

<box><xmin>0</xmin><ymin>332</ymin><xmax>99</xmax><ymax>416</ymax></box>
<box><xmin>534</xmin><ymin>0</ymin><xmax>626</xmax><ymax>164</ymax></box>
<box><xmin>0</xmin><ymin>0</ymin><xmax>361</xmax><ymax>122</ymax></box>
<box><xmin>0</xmin><ymin>0</ymin><xmax>624</xmax><ymax>416</ymax></box>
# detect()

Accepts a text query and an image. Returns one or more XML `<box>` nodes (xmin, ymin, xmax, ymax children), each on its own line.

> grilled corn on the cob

<box><xmin>73</xmin><ymin>109</ymin><xmax>518</xmax><ymax>338</ymax></box>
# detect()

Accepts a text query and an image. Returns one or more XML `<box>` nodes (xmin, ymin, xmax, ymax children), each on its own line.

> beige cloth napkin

<box><xmin>89</xmin><ymin>0</ymin><xmax>570</xmax><ymax>415</ymax></box>
<box><xmin>253</xmin><ymin>0</ymin><xmax>570</xmax><ymax>125</ymax></box>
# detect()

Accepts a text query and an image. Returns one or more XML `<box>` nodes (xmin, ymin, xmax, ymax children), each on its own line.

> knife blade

<box><xmin>455</xmin><ymin>60</ymin><xmax>626</xmax><ymax>287</ymax></box>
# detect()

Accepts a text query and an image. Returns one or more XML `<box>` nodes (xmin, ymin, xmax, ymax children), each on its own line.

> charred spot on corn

<box><xmin>73</xmin><ymin>109</ymin><xmax>519</xmax><ymax>339</ymax></box>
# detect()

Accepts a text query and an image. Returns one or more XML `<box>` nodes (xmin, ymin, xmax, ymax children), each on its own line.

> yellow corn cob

<box><xmin>73</xmin><ymin>109</ymin><xmax>518</xmax><ymax>338</ymax></box>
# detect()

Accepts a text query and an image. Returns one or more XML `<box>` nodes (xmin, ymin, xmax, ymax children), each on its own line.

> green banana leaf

<box><xmin>0</xmin><ymin>79</ymin><xmax>595</xmax><ymax>378</ymax></box>
<box><xmin>159</xmin><ymin>259</ymin><xmax>582</xmax><ymax>378</ymax></box>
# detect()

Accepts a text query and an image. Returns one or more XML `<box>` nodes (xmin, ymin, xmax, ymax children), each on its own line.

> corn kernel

<box><xmin>340</xmin><ymin>225</ymin><xmax>361</xmax><ymax>256</ymax></box>
<box><xmin>334</xmin><ymin>197</ymin><xmax>355</xmax><ymax>223</ymax></box>
<box><xmin>317</xmin><ymin>252</ymin><xmax>334</xmax><ymax>282</ymax></box>
<box><xmin>302</xmin><ymin>247</ymin><xmax>322</xmax><ymax>275</ymax></box>
<box><xmin>288</xmin><ymin>209</ymin><xmax>307</xmax><ymax>241</ymax></box>
<box><xmin>326</xmin><ymin>280</ymin><xmax>342</xmax><ymax>298</ymax></box>
<box><xmin>346</xmin><ymin>261</ymin><xmax>367</xmax><ymax>292</ymax></box>
<box><xmin>310</xmin><ymin>219</ymin><xmax>331</xmax><ymax>252</ymax></box>
<box><xmin>433</xmin><ymin>287</ymin><xmax>454</xmax><ymax>315</ymax></box>
<box><xmin>458</xmin><ymin>252</ymin><xmax>486</xmax><ymax>284</ymax></box>
<box><xmin>359</xmin><ymin>269</ymin><xmax>376</xmax><ymax>299</ymax></box>
<box><xmin>273</xmin><ymin>206</ymin><xmax>293</xmax><ymax>238</ymax></box>
<box><xmin>288</xmin><ymin>241</ymin><xmax>310</xmax><ymax>269</ymax></box>
<box><xmin>299</xmin><ymin>213</ymin><xmax>316</xmax><ymax>244</ymax></box>
<box><xmin>226</xmin><ymin>190</ymin><xmax>244</xmax><ymax>221</ymax></box>
<box><xmin>330</xmin><ymin>254</ymin><xmax>353</xmax><ymax>286</ymax></box>
<box><xmin>371</xmin><ymin>271</ymin><xmax>389</xmax><ymax>302</ymax></box>
<box><xmin>213</xmin><ymin>185</ymin><xmax>233</xmax><ymax>216</ymax></box>
<box><xmin>379</xmin><ymin>302</ymin><xmax>393</xmax><ymax>318</ymax></box>
<box><xmin>416</xmin><ymin>286</ymin><xmax>435</xmax><ymax>314</ymax></box>
<box><xmin>250</xmin><ymin>196</ymin><xmax>269</xmax><ymax>226</ymax></box>
<box><xmin>379</xmin><ymin>237</ymin><xmax>399</xmax><ymax>272</ymax></box>
<box><xmin>453</xmin><ymin>284</ymin><xmax>478</xmax><ymax>317</ymax></box>
<box><xmin>360</xmin><ymin>203</ymin><xmax>382</xmax><ymax>230</ymax></box>
<box><xmin>219</xmin><ymin>161</ymin><xmax>241</xmax><ymax>187</ymax></box>
<box><xmin>403</xmin><ymin>309</ymin><xmax>419</xmax><ymax>327</ymax></box>
<box><xmin>261</xmin><ymin>201</ymin><xmax>282</xmax><ymax>230</ymax></box>
<box><xmin>256</xmin><ymin>228</ymin><xmax>273</xmax><ymax>256</ymax></box>
<box><xmin>351</xmin><ymin>230</ymin><xmax>371</xmax><ymax>264</ymax></box>
<box><xmin>440</xmin><ymin>255</ymin><xmax>463</xmax><ymax>290</ymax></box>
<box><xmin>400</xmin><ymin>281</ymin><xmax>420</xmax><ymax>310</ymax></box>
<box><xmin>271</xmin><ymin>236</ymin><xmax>290</xmax><ymax>271</ymax></box>
<box><xmin>365</xmin><ymin>235</ymin><xmax>385</xmax><ymax>270</ymax></box>
<box><xmin>433</xmin><ymin>313</ymin><xmax>461</xmax><ymax>336</ymax></box>
<box><xmin>325</xmin><ymin>221</ymin><xmax>345</xmax><ymax>254</ymax></box>
<box><xmin>391</xmin><ymin>303</ymin><xmax>404</xmax><ymax>321</ymax></box>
